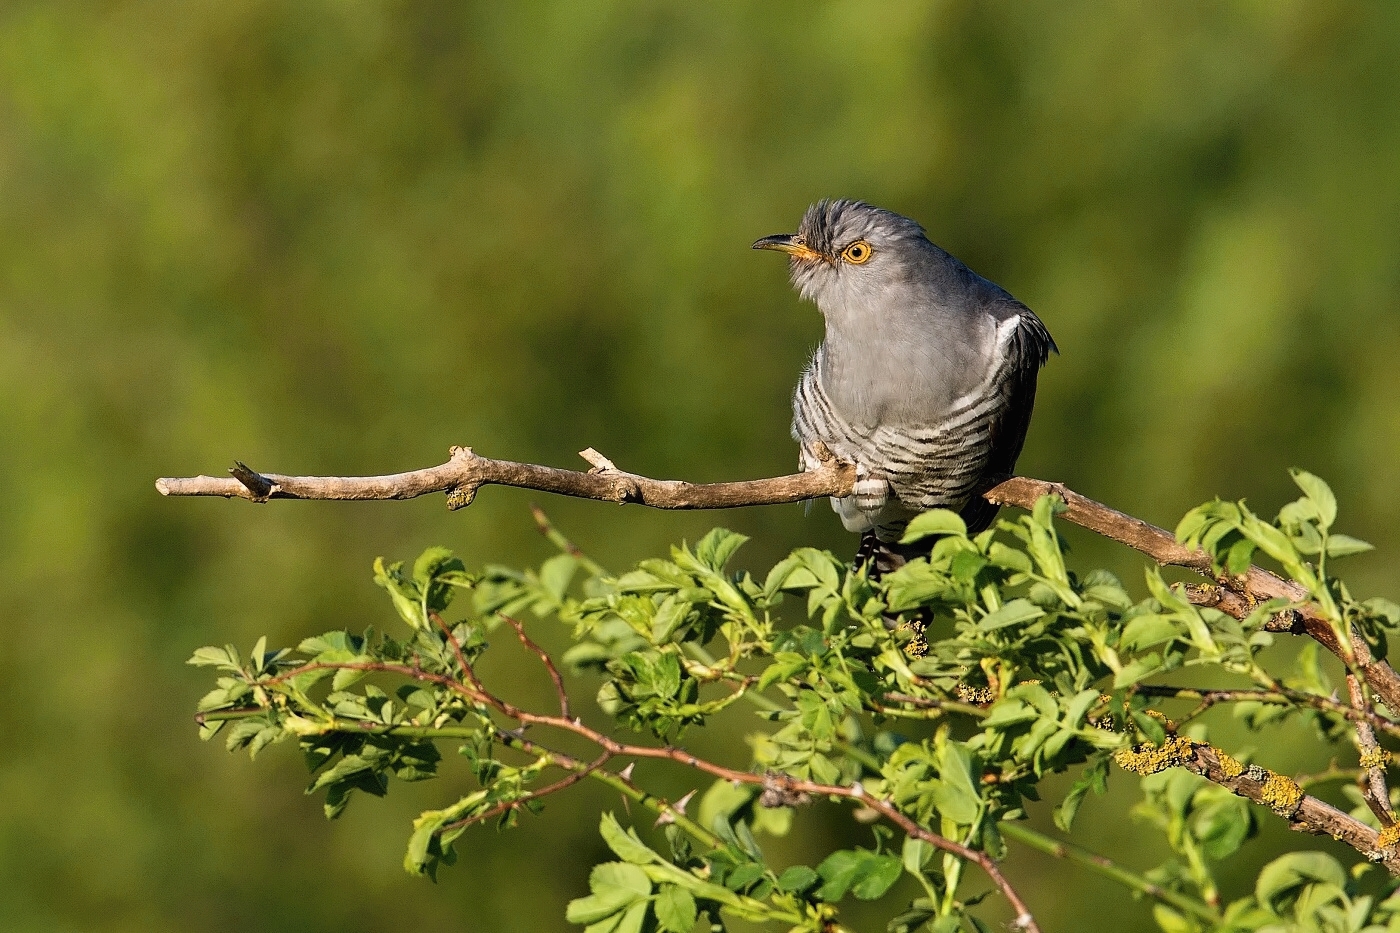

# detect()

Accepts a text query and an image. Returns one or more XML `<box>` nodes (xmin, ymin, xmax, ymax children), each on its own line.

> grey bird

<box><xmin>754</xmin><ymin>199</ymin><xmax>1055</xmax><ymax>571</ymax></box>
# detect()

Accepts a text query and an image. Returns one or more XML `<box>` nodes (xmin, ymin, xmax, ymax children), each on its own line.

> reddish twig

<box><xmin>500</xmin><ymin>614</ymin><xmax>572</xmax><ymax>720</ymax></box>
<box><xmin>439</xmin><ymin>751</ymin><xmax>612</xmax><ymax>836</ymax></box>
<box><xmin>256</xmin><ymin>656</ymin><xmax>1040</xmax><ymax>930</ymax></box>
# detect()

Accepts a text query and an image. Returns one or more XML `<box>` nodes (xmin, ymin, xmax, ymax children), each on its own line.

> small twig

<box><xmin>255</xmin><ymin>654</ymin><xmax>1041</xmax><ymax>930</ymax></box>
<box><xmin>439</xmin><ymin>751</ymin><xmax>612</xmax><ymax>836</ymax></box>
<box><xmin>500</xmin><ymin>614</ymin><xmax>572</xmax><ymax>720</ymax></box>
<box><xmin>999</xmin><ymin>822</ymin><xmax>1218</xmax><ymax>924</ymax></box>
<box><xmin>1348</xmin><ymin>673</ymin><xmax>1396</xmax><ymax>826</ymax></box>
<box><xmin>1186</xmin><ymin>742</ymin><xmax>1400</xmax><ymax>871</ymax></box>
<box><xmin>1132</xmin><ymin>684</ymin><xmax>1400</xmax><ymax>741</ymax></box>
<box><xmin>1294</xmin><ymin>762</ymin><xmax>1364</xmax><ymax>791</ymax></box>
<box><xmin>530</xmin><ymin>504</ymin><xmax>608</xmax><ymax>578</ymax></box>
<box><xmin>877</xmin><ymin>692</ymin><xmax>989</xmax><ymax>721</ymax></box>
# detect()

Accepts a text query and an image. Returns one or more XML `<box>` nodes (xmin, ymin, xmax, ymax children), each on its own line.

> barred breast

<box><xmin>792</xmin><ymin>314</ymin><xmax>1037</xmax><ymax>541</ymax></box>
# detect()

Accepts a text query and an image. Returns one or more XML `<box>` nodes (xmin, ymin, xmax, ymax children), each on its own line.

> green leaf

<box><xmin>724</xmin><ymin>862</ymin><xmax>765</xmax><ymax>891</ymax></box>
<box><xmin>815</xmin><ymin>849</ymin><xmax>865</xmax><ymax>901</ymax></box>
<box><xmin>188</xmin><ymin>645</ymin><xmax>232</xmax><ymax>667</ymax></box>
<box><xmin>599</xmin><ymin>813</ymin><xmax>657</xmax><ymax>865</ymax></box>
<box><xmin>374</xmin><ymin>557</ymin><xmax>427</xmax><ymax>630</ymax></box>
<box><xmin>567</xmin><ymin>863</ymin><xmax>652</xmax><ymax>924</ymax></box>
<box><xmin>1130</xmin><ymin>709</ymin><xmax>1167</xmax><ymax>746</ymax></box>
<box><xmin>1255</xmin><ymin>851</ymin><xmax>1347</xmax><ymax>912</ymax></box>
<box><xmin>1121</xmin><ymin>615</ymin><xmax>1179</xmax><ymax>651</ymax></box>
<box><xmin>901</xmin><ymin>509</ymin><xmax>968</xmax><ymax>543</ymax></box>
<box><xmin>1055</xmin><ymin>755</ymin><xmax>1109</xmax><ymax>831</ymax></box>
<box><xmin>413</xmin><ymin>546</ymin><xmax>468</xmax><ymax>614</ymax></box>
<box><xmin>931</xmin><ymin>742</ymin><xmax>983</xmax><ymax>825</ymax></box>
<box><xmin>693</xmin><ymin>528</ymin><xmax>748</xmax><ymax>572</ymax></box>
<box><xmin>901</xmin><ymin>837</ymin><xmax>933</xmax><ymax>873</ymax></box>
<box><xmin>1289</xmin><ymin>469</ymin><xmax>1337</xmax><ymax>529</ymax></box>
<box><xmin>1325</xmin><ymin>534</ymin><xmax>1373</xmax><ymax>558</ymax></box>
<box><xmin>851</xmin><ymin>854</ymin><xmax>902</xmax><ymax>900</ymax></box>
<box><xmin>777</xmin><ymin>865</ymin><xmax>819</xmax><ymax>892</ymax></box>
<box><xmin>1151</xmin><ymin>905</ymin><xmax>1194</xmax><ymax>933</ymax></box>
<box><xmin>608</xmin><ymin>900</ymin><xmax>649</xmax><ymax>933</ymax></box>
<box><xmin>815</xmin><ymin>848</ymin><xmax>903</xmax><ymax>902</ymax></box>
<box><xmin>1114</xmin><ymin>654</ymin><xmax>1162</xmax><ymax>689</ymax></box>
<box><xmin>698</xmin><ymin>779</ymin><xmax>757</xmax><ymax>836</ymax></box>
<box><xmin>332</xmin><ymin>665</ymin><xmax>368</xmax><ymax>691</ymax></box>
<box><xmin>539</xmin><ymin>553</ymin><xmax>578</xmax><ymax>601</ymax></box>
<box><xmin>757</xmin><ymin>654</ymin><xmax>808</xmax><ymax>691</ymax></box>
<box><xmin>1244</xmin><ymin>521</ymin><xmax>1301</xmax><ymax>572</ymax></box>
<box><xmin>654</xmin><ymin>884</ymin><xmax>697</xmax><ymax>932</ymax></box>
<box><xmin>1225</xmin><ymin>538</ymin><xmax>1256</xmax><ymax>576</ymax></box>
<box><xmin>977</xmin><ymin>598</ymin><xmax>1043</xmax><ymax>632</ymax></box>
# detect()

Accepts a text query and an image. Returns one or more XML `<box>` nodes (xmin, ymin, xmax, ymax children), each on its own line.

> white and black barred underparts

<box><xmin>793</xmin><ymin>313</ymin><xmax>1033</xmax><ymax>541</ymax></box>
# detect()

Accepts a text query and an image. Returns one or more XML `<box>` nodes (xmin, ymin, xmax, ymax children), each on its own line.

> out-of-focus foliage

<box><xmin>2</xmin><ymin>3</ymin><xmax>1399</xmax><ymax>932</ymax></box>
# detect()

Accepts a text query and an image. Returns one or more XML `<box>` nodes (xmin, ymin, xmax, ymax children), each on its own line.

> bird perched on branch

<box><xmin>755</xmin><ymin>200</ymin><xmax>1055</xmax><ymax>573</ymax></box>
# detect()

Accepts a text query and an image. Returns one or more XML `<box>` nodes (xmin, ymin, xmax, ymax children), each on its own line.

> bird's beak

<box><xmin>752</xmin><ymin>233</ymin><xmax>824</xmax><ymax>262</ymax></box>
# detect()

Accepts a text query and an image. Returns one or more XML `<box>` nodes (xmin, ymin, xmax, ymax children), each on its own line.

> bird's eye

<box><xmin>841</xmin><ymin>240</ymin><xmax>873</xmax><ymax>264</ymax></box>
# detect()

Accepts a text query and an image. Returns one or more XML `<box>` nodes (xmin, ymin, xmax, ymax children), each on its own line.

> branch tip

<box><xmin>579</xmin><ymin>447</ymin><xmax>618</xmax><ymax>473</ymax></box>
<box><xmin>229</xmin><ymin>461</ymin><xmax>273</xmax><ymax>500</ymax></box>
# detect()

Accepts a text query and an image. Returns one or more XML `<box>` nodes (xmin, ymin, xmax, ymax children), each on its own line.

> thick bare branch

<box><xmin>157</xmin><ymin>443</ymin><xmax>855</xmax><ymax>510</ymax></box>
<box><xmin>1347</xmin><ymin>674</ymin><xmax>1396</xmax><ymax>827</ymax></box>
<box><xmin>159</xmin><ymin>452</ymin><xmax>1400</xmax><ymax>710</ymax></box>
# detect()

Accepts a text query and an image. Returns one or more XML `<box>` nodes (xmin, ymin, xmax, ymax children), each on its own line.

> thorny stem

<box><xmin>530</xmin><ymin>504</ymin><xmax>607</xmax><ymax>578</ymax></box>
<box><xmin>251</xmin><ymin>650</ymin><xmax>1043</xmax><ymax>931</ymax></box>
<box><xmin>999</xmin><ymin>823</ymin><xmax>1220</xmax><ymax>924</ymax></box>
<box><xmin>499</xmin><ymin>613</ymin><xmax>572</xmax><ymax>720</ymax></box>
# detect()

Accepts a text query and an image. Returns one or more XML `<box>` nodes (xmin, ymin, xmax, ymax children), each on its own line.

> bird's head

<box><xmin>752</xmin><ymin>199</ymin><xmax>931</xmax><ymax>308</ymax></box>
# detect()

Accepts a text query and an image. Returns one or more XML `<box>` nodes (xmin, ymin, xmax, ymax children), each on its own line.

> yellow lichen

<box><xmin>1361</xmin><ymin>748</ymin><xmax>1391</xmax><ymax>770</ymax></box>
<box><xmin>899</xmin><ymin>619</ymin><xmax>928</xmax><ymax>659</ymax></box>
<box><xmin>1113</xmin><ymin>736</ymin><xmax>1199</xmax><ymax>775</ymax></box>
<box><xmin>1259</xmin><ymin>772</ymin><xmax>1303</xmax><ymax>817</ymax></box>
<box><xmin>955</xmin><ymin>683</ymin><xmax>995</xmax><ymax>706</ymax></box>
<box><xmin>1376</xmin><ymin>823</ymin><xmax>1400</xmax><ymax>852</ymax></box>
<box><xmin>1214</xmin><ymin>748</ymin><xmax>1246</xmax><ymax>779</ymax></box>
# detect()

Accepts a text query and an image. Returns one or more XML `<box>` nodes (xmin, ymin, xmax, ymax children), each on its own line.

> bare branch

<box><xmin>1131</xmin><ymin>683</ymin><xmax>1400</xmax><ymax>741</ymax></box>
<box><xmin>159</xmin><ymin>450</ymin><xmax>1400</xmax><ymax>715</ymax></box>
<box><xmin>156</xmin><ymin>443</ymin><xmax>856</xmax><ymax>510</ymax></box>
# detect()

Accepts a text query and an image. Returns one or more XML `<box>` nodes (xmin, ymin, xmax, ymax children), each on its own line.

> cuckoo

<box><xmin>754</xmin><ymin>199</ymin><xmax>1056</xmax><ymax>572</ymax></box>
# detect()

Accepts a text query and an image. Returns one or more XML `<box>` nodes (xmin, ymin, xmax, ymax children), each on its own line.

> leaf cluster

<box><xmin>191</xmin><ymin>475</ymin><xmax>1400</xmax><ymax>932</ymax></box>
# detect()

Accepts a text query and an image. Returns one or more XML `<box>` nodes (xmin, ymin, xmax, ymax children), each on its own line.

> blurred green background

<box><xmin>3</xmin><ymin>2</ymin><xmax>1399</xmax><ymax>930</ymax></box>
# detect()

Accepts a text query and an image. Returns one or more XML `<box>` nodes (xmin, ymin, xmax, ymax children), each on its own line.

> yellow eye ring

<box><xmin>841</xmin><ymin>240</ymin><xmax>873</xmax><ymax>264</ymax></box>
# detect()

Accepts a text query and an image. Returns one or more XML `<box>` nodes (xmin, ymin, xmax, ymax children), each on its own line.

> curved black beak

<box><xmin>752</xmin><ymin>234</ymin><xmax>823</xmax><ymax>262</ymax></box>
